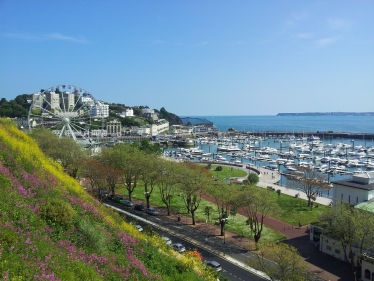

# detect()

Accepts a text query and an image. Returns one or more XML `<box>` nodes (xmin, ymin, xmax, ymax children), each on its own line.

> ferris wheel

<box><xmin>28</xmin><ymin>85</ymin><xmax>96</xmax><ymax>141</ymax></box>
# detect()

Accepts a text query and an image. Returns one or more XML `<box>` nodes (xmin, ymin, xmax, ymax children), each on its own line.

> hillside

<box><xmin>0</xmin><ymin>118</ymin><xmax>215</xmax><ymax>281</ymax></box>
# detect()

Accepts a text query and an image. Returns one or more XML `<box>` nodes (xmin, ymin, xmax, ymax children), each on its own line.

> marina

<box><xmin>161</xmin><ymin>133</ymin><xmax>374</xmax><ymax>198</ymax></box>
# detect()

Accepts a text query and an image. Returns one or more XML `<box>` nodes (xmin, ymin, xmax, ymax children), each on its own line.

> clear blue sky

<box><xmin>1</xmin><ymin>1</ymin><xmax>373</xmax><ymax>116</ymax></box>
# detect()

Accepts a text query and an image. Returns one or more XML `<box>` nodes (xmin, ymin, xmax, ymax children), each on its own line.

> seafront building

<box><xmin>310</xmin><ymin>171</ymin><xmax>374</xmax><ymax>279</ymax></box>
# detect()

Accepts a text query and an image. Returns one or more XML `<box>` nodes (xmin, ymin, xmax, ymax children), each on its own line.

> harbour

<box><xmin>161</xmin><ymin>133</ymin><xmax>374</xmax><ymax>199</ymax></box>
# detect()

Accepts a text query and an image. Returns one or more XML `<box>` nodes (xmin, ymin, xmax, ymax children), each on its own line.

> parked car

<box><xmin>172</xmin><ymin>243</ymin><xmax>186</xmax><ymax>253</ymax></box>
<box><xmin>134</xmin><ymin>204</ymin><xmax>145</xmax><ymax>211</ymax></box>
<box><xmin>135</xmin><ymin>225</ymin><xmax>143</xmax><ymax>232</ymax></box>
<box><xmin>113</xmin><ymin>195</ymin><xmax>125</xmax><ymax>204</ymax></box>
<box><xmin>122</xmin><ymin>200</ymin><xmax>133</xmax><ymax>207</ymax></box>
<box><xmin>206</xmin><ymin>260</ymin><xmax>222</xmax><ymax>272</ymax></box>
<box><xmin>162</xmin><ymin>236</ymin><xmax>172</xmax><ymax>245</ymax></box>
<box><xmin>145</xmin><ymin>207</ymin><xmax>158</xmax><ymax>216</ymax></box>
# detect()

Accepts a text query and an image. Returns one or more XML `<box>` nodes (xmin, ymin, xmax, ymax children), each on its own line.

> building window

<box><xmin>364</xmin><ymin>269</ymin><xmax>370</xmax><ymax>279</ymax></box>
<box><xmin>335</xmin><ymin>249</ymin><xmax>340</xmax><ymax>254</ymax></box>
<box><xmin>326</xmin><ymin>246</ymin><xmax>331</xmax><ymax>251</ymax></box>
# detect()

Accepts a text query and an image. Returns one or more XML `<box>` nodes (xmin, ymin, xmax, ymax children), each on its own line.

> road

<box><xmin>104</xmin><ymin>199</ymin><xmax>268</xmax><ymax>281</ymax></box>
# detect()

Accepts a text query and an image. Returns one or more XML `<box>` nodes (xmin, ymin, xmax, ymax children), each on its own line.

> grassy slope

<box><xmin>0</xmin><ymin>119</ymin><xmax>217</xmax><ymax>281</ymax></box>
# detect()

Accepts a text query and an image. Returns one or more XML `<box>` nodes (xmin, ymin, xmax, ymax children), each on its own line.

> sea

<box><xmin>185</xmin><ymin>115</ymin><xmax>374</xmax><ymax>134</ymax></box>
<box><xmin>163</xmin><ymin>115</ymin><xmax>374</xmax><ymax>199</ymax></box>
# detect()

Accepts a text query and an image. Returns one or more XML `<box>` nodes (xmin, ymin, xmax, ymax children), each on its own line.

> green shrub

<box><xmin>40</xmin><ymin>198</ymin><xmax>75</xmax><ymax>228</ymax></box>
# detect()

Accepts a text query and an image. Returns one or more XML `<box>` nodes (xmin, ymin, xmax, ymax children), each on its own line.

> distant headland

<box><xmin>277</xmin><ymin>112</ymin><xmax>374</xmax><ymax>116</ymax></box>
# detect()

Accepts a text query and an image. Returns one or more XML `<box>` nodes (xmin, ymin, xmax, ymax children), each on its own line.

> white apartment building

<box><xmin>45</xmin><ymin>92</ymin><xmax>60</xmax><ymax>111</ymax></box>
<box><xmin>150</xmin><ymin>119</ymin><xmax>169</xmax><ymax>136</ymax></box>
<box><xmin>89</xmin><ymin>101</ymin><xmax>109</xmax><ymax>117</ymax></box>
<box><xmin>61</xmin><ymin>92</ymin><xmax>75</xmax><ymax>111</ymax></box>
<box><xmin>32</xmin><ymin>92</ymin><xmax>44</xmax><ymax>110</ymax></box>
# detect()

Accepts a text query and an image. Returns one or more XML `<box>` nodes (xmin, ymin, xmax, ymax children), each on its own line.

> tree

<box><xmin>138</xmin><ymin>153</ymin><xmax>159</xmax><ymax>208</ymax></box>
<box><xmin>247</xmin><ymin>242</ymin><xmax>313</xmax><ymax>281</ymax></box>
<box><xmin>111</xmin><ymin>143</ymin><xmax>143</xmax><ymax>202</ymax></box>
<box><xmin>318</xmin><ymin>202</ymin><xmax>374</xmax><ymax>281</ymax></box>
<box><xmin>29</xmin><ymin>128</ymin><xmax>86</xmax><ymax>178</ymax></box>
<box><xmin>81</xmin><ymin>157</ymin><xmax>112</xmax><ymax>201</ymax></box>
<box><xmin>247</xmin><ymin>172</ymin><xmax>259</xmax><ymax>185</ymax></box>
<box><xmin>99</xmin><ymin>148</ymin><xmax>124</xmax><ymax>195</ymax></box>
<box><xmin>178</xmin><ymin>162</ymin><xmax>210</xmax><ymax>225</ymax></box>
<box><xmin>285</xmin><ymin>166</ymin><xmax>332</xmax><ymax>208</ymax></box>
<box><xmin>156</xmin><ymin>159</ymin><xmax>181</xmax><ymax>215</ymax></box>
<box><xmin>208</xmin><ymin>179</ymin><xmax>238</xmax><ymax>236</ymax></box>
<box><xmin>239</xmin><ymin>185</ymin><xmax>281</xmax><ymax>243</ymax></box>
<box><xmin>132</xmin><ymin>139</ymin><xmax>162</xmax><ymax>155</ymax></box>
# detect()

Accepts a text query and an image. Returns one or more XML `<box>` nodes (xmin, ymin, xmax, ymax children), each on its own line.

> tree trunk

<box><xmin>191</xmin><ymin>210</ymin><xmax>195</xmax><ymax>225</ymax></box>
<box><xmin>254</xmin><ymin>233</ymin><xmax>261</xmax><ymax>243</ymax></box>
<box><xmin>220</xmin><ymin>222</ymin><xmax>225</xmax><ymax>236</ymax></box>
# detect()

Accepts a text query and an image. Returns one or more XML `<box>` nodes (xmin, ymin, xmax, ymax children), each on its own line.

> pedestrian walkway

<box><xmin>251</xmin><ymin>166</ymin><xmax>332</xmax><ymax>206</ymax></box>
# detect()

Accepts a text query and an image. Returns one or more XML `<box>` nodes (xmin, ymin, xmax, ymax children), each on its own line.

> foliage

<box><xmin>247</xmin><ymin>172</ymin><xmax>259</xmax><ymax>185</ymax></box>
<box><xmin>121</xmin><ymin>116</ymin><xmax>144</xmax><ymax>127</ymax></box>
<box><xmin>248</xmin><ymin>242</ymin><xmax>313</xmax><ymax>281</ymax></box>
<box><xmin>178</xmin><ymin>162</ymin><xmax>211</xmax><ymax>225</ymax></box>
<box><xmin>239</xmin><ymin>185</ymin><xmax>282</xmax><ymax>243</ymax></box>
<box><xmin>40</xmin><ymin>198</ymin><xmax>76</xmax><ymax>229</ymax></box>
<box><xmin>0</xmin><ymin>94</ymin><xmax>31</xmax><ymax>118</ymax></box>
<box><xmin>208</xmin><ymin>179</ymin><xmax>239</xmax><ymax>236</ymax></box>
<box><xmin>0</xmin><ymin>119</ymin><xmax>216</xmax><ymax>281</ymax></box>
<box><xmin>159</xmin><ymin>107</ymin><xmax>182</xmax><ymax>125</ymax></box>
<box><xmin>132</xmin><ymin>139</ymin><xmax>162</xmax><ymax>155</ymax></box>
<box><xmin>29</xmin><ymin>128</ymin><xmax>87</xmax><ymax>178</ymax></box>
<box><xmin>318</xmin><ymin>202</ymin><xmax>374</xmax><ymax>281</ymax></box>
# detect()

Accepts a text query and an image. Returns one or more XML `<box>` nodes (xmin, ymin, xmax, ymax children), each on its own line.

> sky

<box><xmin>1</xmin><ymin>1</ymin><xmax>373</xmax><ymax>116</ymax></box>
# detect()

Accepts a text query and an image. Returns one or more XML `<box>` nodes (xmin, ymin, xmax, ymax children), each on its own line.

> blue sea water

<box><xmin>185</xmin><ymin>115</ymin><xmax>374</xmax><ymax>134</ymax></box>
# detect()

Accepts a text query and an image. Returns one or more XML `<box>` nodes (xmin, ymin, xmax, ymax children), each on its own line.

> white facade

<box><xmin>32</xmin><ymin>93</ymin><xmax>44</xmax><ymax>110</ymax></box>
<box><xmin>319</xmin><ymin>235</ymin><xmax>360</xmax><ymax>264</ymax></box>
<box><xmin>81</xmin><ymin>93</ymin><xmax>95</xmax><ymax>106</ymax></box>
<box><xmin>136</xmin><ymin>126</ymin><xmax>151</xmax><ymax>135</ymax></box>
<box><xmin>362</xmin><ymin>253</ymin><xmax>374</xmax><ymax>281</ymax></box>
<box><xmin>141</xmin><ymin>107</ymin><xmax>154</xmax><ymax>114</ymax></box>
<box><xmin>89</xmin><ymin>102</ymin><xmax>109</xmax><ymax>117</ymax></box>
<box><xmin>106</xmin><ymin>119</ymin><xmax>122</xmax><ymax>136</ymax></box>
<box><xmin>61</xmin><ymin>92</ymin><xmax>75</xmax><ymax>110</ymax></box>
<box><xmin>150</xmin><ymin>119</ymin><xmax>169</xmax><ymax>135</ymax></box>
<box><xmin>90</xmin><ymin>129</ymin><xmax>107</xmax><ymax>137</ymax></box>
<box><xmin>332</xmin><ymin>171</ymin><xmax>374</xmax><ymax>207</ymax></box>
<box><xmin>120</xmin><ymin>107</ymin><xmax>134</xmax><ymax>117</ymax></box>
<box><xmin>46</xmin><ymin>92</ymin><xmax>60</xmax><ymax>111</ymax></box>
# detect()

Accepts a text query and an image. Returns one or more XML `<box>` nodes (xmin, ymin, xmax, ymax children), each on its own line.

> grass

<box><xmin>265</xmin><ymin>190</ymin><xmax>330</xmax><ymax>226</ymax></box>
<box><xmin>208</xmin><ymin>164</ymin><xmax>248</xmax><ymax>179</ymax></box>
<box><xmin>117</xmin><ymin>183</ymin><xmax>286</xmax><ymax>243</ymax></box>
